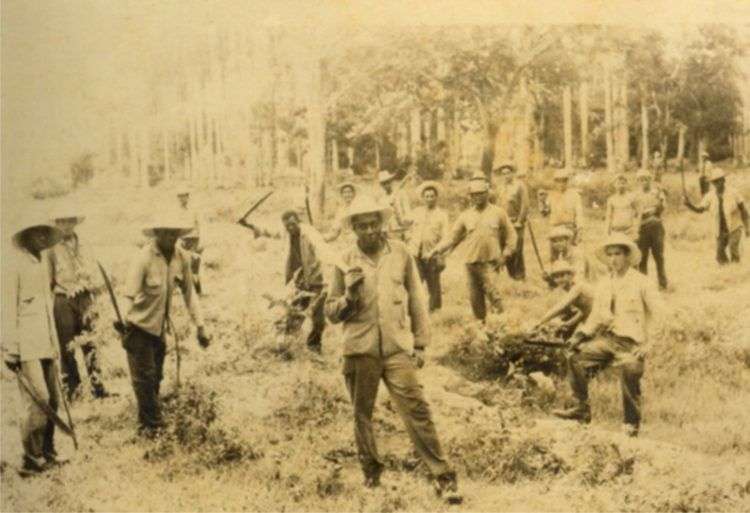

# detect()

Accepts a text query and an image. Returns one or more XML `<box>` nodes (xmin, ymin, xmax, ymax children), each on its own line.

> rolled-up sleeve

<box><xmin>325</xmin><ymin>266</ymin><xmax>358</xmax><ymax>323</ymax></box>
<box><xmin>180</xmin><ymin>253</ymin><xmax>204</xmax><ymax>327</ymax></box>
<box><xmin>404</xmin><ymin>254</ymin><xmax>430</xmax><ymax>348</ymax></box>
<box><xmin>124</xmin><ymin>253</ymin><xmax>147</xmax><ymax>299</ymax></box>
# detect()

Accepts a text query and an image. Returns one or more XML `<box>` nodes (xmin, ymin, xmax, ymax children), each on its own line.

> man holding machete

<box><xmin>3</xmin><ymin>212</ymin><xmax>70</xmax><ymax>476</ymax></box>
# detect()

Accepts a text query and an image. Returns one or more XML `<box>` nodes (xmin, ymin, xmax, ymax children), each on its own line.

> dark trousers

<box><xmin>637</xmin><ymin>222</ymin><xmax>668</xmax><ymax>289</ymax></box>
<box><xmin>567</xmin><ymin>334</ymin><xmax>644</xmax><ymax>428</ymax></box>
<box><xmin>717</xmin><ymin>228</ymin><xmax>742</xmax><ymax>264</ymax></box>
<box><xmin>505</xmin><ymin>226</ymin><xmax>525</xmax><ymax>280</ymax></box>
<box><xmin>297</xmin><ymin>288</ymin><xmax>327</xmax><ymax>350</ymax></box>
<box><xmin>123</xmin><ymin>327</ymin><xmax>166</xmax><ymax>429</ymax></box>
<box><xmin>416</xmin><ymin>257</ymin><xmax>443</xmax><ymax>311</ymax></box>
<box><xmin>17</xmin><ymin>359</ymin><xmax>59</xmax><ymax>465</ymax></box>
<box><xmin>53</xmin><ymin>293</ymin><xmax>104</xmax><ymax>396</ymax></box>
<box><xmin>343</xmin><ymin>353</ymin><xmax>451</xmax><ymax>479</ymax></box>
<box><xmin>466</xmin><ymin>262</ymin><xmax>503</xmax><ymax>321</ymax></box>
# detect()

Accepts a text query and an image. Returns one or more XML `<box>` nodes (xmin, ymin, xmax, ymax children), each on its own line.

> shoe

<box><xmin>363</xmin><ymin>463</ymin><xmax>384</xmax><ymax>488</ymax></box>
<box><xmin>552</xmin><ymin>405</ymin><xmax>592</xmax><ymax>424</ymax></box>
<box><xmin>622</xmin><ymin>423</ymin><xmax>639</xmax><ymax>438</ymax></box>
<box><xmin>17</xmin><ymin>457</ymin><xmax>46</xmax><ymax>478</ymax></box>
<box><xmin>44</xmin><ymin>454</ymin><xmax>70</xmax><ymax>468</ymax></box>
<box><xmin>434</xmin><ymin>471</ymin><xmax>463</xmax><ymax>505</ymax></box>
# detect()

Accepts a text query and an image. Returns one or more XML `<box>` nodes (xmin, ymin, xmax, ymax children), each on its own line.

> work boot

<box><xmin>17</xmin><ymin>456</ymin><xmax>46</xmax><ymax>478</ymax></box>
<box><xmin>434</xmin><ymin>471</ymin><xmax>463</xmax><ymax>505</ymax></box>
<box><xmin>552</xmin><ymin>404</ymin><xmax>591</xmax><ymax>424</ymax></box>
<box><xmin>363</xmin><ymin>462</ymin><xmax>384</xmax><ymax>488</ymax></box>
<box><xmin>44</xmin><ymin>452</ymin><xmax>70</xmax><ymax>468</ymax></box>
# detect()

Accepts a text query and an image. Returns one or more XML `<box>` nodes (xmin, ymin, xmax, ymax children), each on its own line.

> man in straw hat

<box><xmin>176</xmin><ymin>186</ymin><xmax>204</xmax><ymax>294</ymax></box>
<box><xmin>528</xmin><ymin>260</ymin><xmax>594</xmax><ymax>340</ymax></box>
<box><xmin>48</xmin><ymin>211</ymin><xmax>111</xmax><ymax>400</ymax></box>
<box><xmin>377</xmin><ymin>169</ymin><xmax>412</xmax><ymax>239</ymax></box>
<box><xmin>409</xmin><ymin>180</ymin><xmax>449</xmax><ymax>311</ymax></box>
<box><xmin>605</xmin><ymin>174</ymin><xmax>641</xmax><ymax>240</ymax></box>
<box><xmin>3</xmin><ymin>213</ymin><xmax>67</xmax><ymax>476</ymax></box>
<box><xmin>684</xmin><ymin>167</ymin><xmax>749</xmax><ymax>265</ymax></box>
<box><xmin>325</xmin><ymin>195</ymin><xmax>461</xmax><ymax>503</ymax></box>
<box><xmin>553</xmin><ymin>233</ymin><xmax>660</xmax><ymax>437</ymax></box>
<box><xmin>429</xmin><ymin>173</ymin><xmax>517</xmax><ymax>322</ymax></box>
<box><xmin>495</xmin><ymin>164</ymin><xmax>529</xmax><ymax>281</ymax></box>
<box><xmin>324</xmin><ymin>181</ymin><xmax>357</xmax><ymax>244</ymax></box>
<box><xmin>540</xmin><ymin>169</ymin><xmax>585</xmax><ymax>248</ymax></box>
<box><xmin>635</xmin><ymin>169</ymin><xmax>668</xmax><ymax>289</ymax></box>
<box><xmin>115</xmin><ymin>213</ymin><xmax>211</xmax><ymax>436</ymax></box>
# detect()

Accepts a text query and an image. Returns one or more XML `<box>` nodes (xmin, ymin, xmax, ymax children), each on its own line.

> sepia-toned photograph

<box><xmin>2</xmin><ymin>1</ymin><xmax>750</xmax><ymax>511</ymax></box>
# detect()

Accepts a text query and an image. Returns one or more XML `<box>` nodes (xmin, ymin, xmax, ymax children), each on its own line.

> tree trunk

<box><xmin>676</xmin><ymin>124</ymin><xmax>687</xmax><ymax>170</ymax></box>
<box><xmin>563</xmin><ymin>85</ymin><xmax>573</xmax><ymax>170</ymax></box>
<box><xmin>579</xmin><ymin>81</ymin><xmax>589</xmax><ymax>167</ymax></box>
<box><xmin>481</xmin><ymin>121</ymin><xmax>499</xmax><ymax>177</ymax></box>
<box><xmin>618</xmin><ymin>79</ymin><xmax>629</xmax><ymax>170</ymax></box>
<box><xmin>518</xmin><ymin>76</ymin><xmax>532</xmax><ymax>175</ymax></box>
<box><xmin>331</xmin><ymin>138</ymin><xmax>340</xmax><ymax>174</ymax></box>
<box><xmin>347</xmin><ymin>145</ymin><xmax>354</xmax><ymax>171</ymax></box>
<box><xmin>436</xmin><ymin>107</ymin><xmax>446</xmax><ymax>142</ymax></box>
<box><xmin>375</xmin><ymin>139</ymin><xmax>381</xmax><ymax>171</ymax></box>
<box><xmin>604</xmin><ymin>66</ymin><xmax>615</xmax><ymax>174</ymax></box>
<box><xmin>409</xmin><ymin>109</ymin><xmax>420</xmax><ymax>161</ymax></box>
<box><xmin>640</xmin><ymin>90</ymin><xmax>649</xmax><ymax>170</ymax></box>
<box><xmin>307</xmin><ymin>58</ymin><xmax>326</xmax><ymax>226</ymax></box>
<box><xmin>162</xmin><ymin>128</ymin><xmax>171</xmax><ymax>184</ymax></box>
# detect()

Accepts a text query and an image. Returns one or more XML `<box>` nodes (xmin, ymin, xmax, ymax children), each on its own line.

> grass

<box><xmin>2</xmin><ymin>171</ymin><xmax>750</xmax><ymax>512</ymax></box>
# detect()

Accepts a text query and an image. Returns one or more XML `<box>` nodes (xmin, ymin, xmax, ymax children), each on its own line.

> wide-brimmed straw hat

<box><xmin>338</xmin><ymin>182</ymin><xmax>357</xmax><ymax>194</ymax></box>
<box><xmin>494</xmin><ymin>163</ymin><xmax>516</xmax><ymax>175</ymax></box>
<box><xmin>548</xmin><ymin>226</ymin><xmax>574</xmax><ymax>240</ymax></box>
<box><xmin>11</xmin><ymin>211</ymin><xmax>63</xmax><ymax>251</ymax></box>
<box><xmin>635</xmin><ymin>169</ymin><xmax>652</xmax><ymax>179</ymax></box>
<box><xmin>708</xmin><ymin>167</ymin><xmax>726</xmax><ymax>182</ymax></box>
<box><xmin>417</xmin><ymin>180</ymin><xmax>443</xmax><ymax>196</ymax></box>
<box><xmin>378</xmin><ymin>170</ymin><xmax>397</xmax><ymax>184</ymax></box>
<box><xmin>468</xmin><ymin>172</ymin><xmax>489</xmax><ymax>193</ymax></box>
<box><xmin>341</xmin><ymin>196</ymin><xmax>392</xmax><ymax>230</ymax></box>
<box><xmin>549</xmin><ymin>259</ymin><xmax>574</xmax><ymax>277</ymax></box>
<box><xmin>553</xmin><ymin>169</ymin><xmax>570</xmax><ymax>181</ymax></box>
<box><xmin>50</xmin><ymin>209</ymin><xmax>86</xmax><ymax>225</ymax></box>
<box><xmin>595</xmin><ymin>233</ymin><xmax>641</xmax><ymax>267</ymax></box>
<box><xmin>142</xmin><ymin>212</ymin><xmax>193</xmax><ymax>237</ymax></box>
<box><xmin>176</xmin><ymin>186</ymin><xmax>191</xmax><ymax>197</ymax></box>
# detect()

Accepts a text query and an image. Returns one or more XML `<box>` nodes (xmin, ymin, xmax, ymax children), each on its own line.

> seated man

<box><xmin>530</xmin><ymin>260</ymin><xmax>594</xmax><ymax>341</ymax></box>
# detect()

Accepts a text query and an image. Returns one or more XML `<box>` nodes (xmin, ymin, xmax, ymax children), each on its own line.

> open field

<box><xmin>2</xmin><ymin>171</ymin><xmax>750</xmax><ymax>512</ymax></box>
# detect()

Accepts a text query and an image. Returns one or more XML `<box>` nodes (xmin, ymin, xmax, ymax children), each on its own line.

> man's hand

<box><xmin>113</xmin><ymin>320</ymin><xmax>130</xmax><ymax>335</ymax></box>
<box><xmin>543</xmin><ymin>272</ymin><xmax>556</xmax><ymax>289</ymax></box>
<box><xmin>632</xmin><ymin>345</ymin><xmax>649</xmax><ymax>360</ymax></box>
<box><xmin>4</xmin><ymin>353</ymin><xmax>20</xmax><ymax>373</ymax></box>
<box><xmin>412</xmin><ymin>348</ymin><xmax>425</xmax><ymax>369</ymax></box>
<box><xmin>567</xmin><ymin>331</ymin><xmax>587</xmax><ymax>350</ymax></box>
<box><xmin>197</xmin><ymin>326</ymin><xmax>211</xmax><ymax>349</ymax></box>
<box><xmin>344</xmin><ymin>267</ymin><xmax>365</xmax><ymax>301</ymax></box>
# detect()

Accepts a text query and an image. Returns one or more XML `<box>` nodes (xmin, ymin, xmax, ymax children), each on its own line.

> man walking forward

<box><xmin>325</xmin><ymin>196</ymin><xmax>461</xmax><ymax>503</ymax></box>
<box><xmin>635</xmin><ymin>169</ymin><xmax>668</xmax><ymax>289</ymax></box>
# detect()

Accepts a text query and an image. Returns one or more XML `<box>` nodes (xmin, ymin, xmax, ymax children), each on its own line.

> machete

<box><xmin>526</xmin><ymin>219</ymin><xmax>548</xmax><ymax>277</ymax></box>
<box><xmin>237</xmin><ymin>190</ymin><xmax>274</xmax><ymax>224</ymax></box>
<box><xmin>16</xmin><ymin>370</ymin><xmax>78</xmax><ymax>449</ymax></box>
<box><xmin>97</xmin><ymin>261</ymin><xmax>123</xmax><ymax>326</ymax></box>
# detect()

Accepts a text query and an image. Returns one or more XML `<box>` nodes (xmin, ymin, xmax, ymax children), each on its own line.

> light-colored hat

<box><xmin>341</xmin><ymin>195</ymin><xmax>393</xmax><ymax>230</ymax></box>
<box><xmin>494</xmin><ymin>164</ymin><xmax>516</xmax><ymax>175</ymax></box>
<box><xmin>417</xmin><ymin>180</ymin><xmax>443</xmax><ymax>196</ymax></box>
<box><xmin>596</xmin><ymin>233</ymin><xmax>641</xmax><ymax>267</ymax></box>
<box><xmin>378</xmin><ymin>170</ymin><xmax>397</xmax><ymax>184</ymax></box>
<box><xmin>176</xmin><ymin>186</ymin><xmax>191</xmax><ymax>197</ymax></box>
<box><xmin>612</xmin><ymin>173</ymin><xmax>628</xmax><ymax>184</ymax></box>
<box><xmin>548</xmin><ymin>226</ymin><xmax>574</xmax><ymax>240</ymax></box>
<box><xmin>142</xmin><ymin>211</ymin><xmax>194</xmax><ymax>237</ymax></box>
<box><xmin>468</xmin><ymin>172</ymin><xmax>489</xmax><ymax>193</ymax></box>
<box><xmin>635</xmin><ymin>169</ymin><xmax>652</xmax><ymax>179</ymax></box>
<box><xmin>553</xmin><ymin>169</ymin><xmax>570</xmax><ymax>181</ymax></box>
<box><xmin>549</xmin><ymin>259</ymin><xmax>574</xmax><ymax>277</ymax></box>
<box><xmin>338</xmin><ymin>182</ymin><xmax>357</xmax><ymax>194</ymax></box>
<box><xmin>51</xmin><ymin>209</ymin><xmax>86</xmax><ymax>225</ymax></box>
<box><xmin>11</xmin><ymin>211</ymin><xmax>63</xmax><ymax>251</ymax></box>
<box><xmin>708</xmin><ymin>167</ymin><xmax>726</xmax><ymax>182</ymax></box>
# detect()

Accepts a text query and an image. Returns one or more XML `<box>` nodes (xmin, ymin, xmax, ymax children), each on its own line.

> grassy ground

<box><xmin>2</xmin><ymin>172</ymin><xmax>750</xmax><ymax>512</ymax></box>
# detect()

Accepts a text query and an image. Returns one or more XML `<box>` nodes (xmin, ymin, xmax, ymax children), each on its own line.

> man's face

<box><xmin>381</xmin><ymin>181</ymin><xmax>393</xmax><ymax>194</ymax></box>
<box><xmin>615</xmin><ymin>178</ymin><xmax>627</xmax><ymax>194</ymax></box>
<box><xmin>23</xmin><ymin>228</ymin><xmax>51</xmax><ymax>253</ymax></box>
<box><xmin>503</xmin><ymin>172</ymin><xmax>514</xmax><ymax>185</ymax></box>
<box><xmin>352</xmin><ymin>212</ymin><xmax>383</xmax><ymax>252</ymax></box>
<box><xmin>55</xmin><ymin>218</ymin><xmax>77</xmax><ymax>237</ymax></box>
<box><xmin>638</xmin><ymin>176</ymin><xmax>651</xmax><ymax>190</ymax></box>
<box><xmin>550</xmin><ymin>236</ymin><xmax>570</xmax><ymax>254</ymax></box>
<box><xmin>341</xmin><ymin>187</ymin><xmax>355</xmax><ymax>204</ymax></box>
<box><xmin>154</xmin><ymin>229</ymin><xmax>181</xmax><ymax>250</ymax></box>
<box><xmin>553</xmin><ymin>272</ymin><xmax>573</xmax><ymax>290</ymax></box>
<box><xmin>178</xmin><ymin>194</ymin><xmax>189</xmax><ymax>208</ymax></box>
<box><xmin>555</xmin><ymin>179</ymin><xmax>568</xmax><ymax>192</ymax></box>
<box><xmin>283</xmin><ymin>214</ymin><xmax>301</xmax><ymax>236</ymax></box>
<box><xmin>712</xmin><ymin>178</ymin><xmax>725</xmax><ymax>194</ymax></box>
<box><xmin>422</xmin><ymin>189</ymin><xmax>437</xmax><ymax>208</ymax></box>
<box><xmin>470</xmin><ymin>191</ymin><xmax>488</xmax><ymax>208</ymax></box>
<box><xmin>605</xmin><ymin>245</ymin><xmax>629</xmax><ymax>273</ymax></box>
